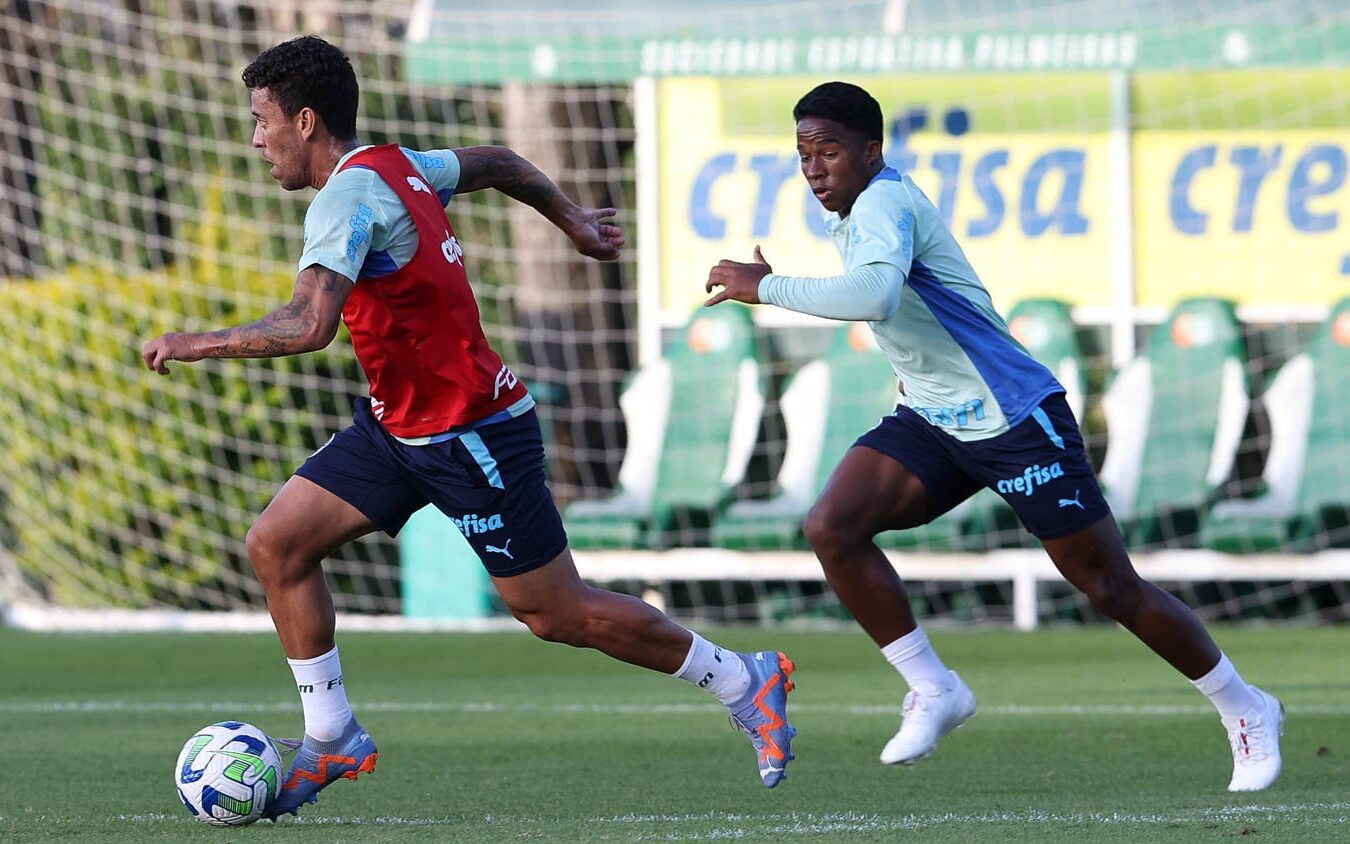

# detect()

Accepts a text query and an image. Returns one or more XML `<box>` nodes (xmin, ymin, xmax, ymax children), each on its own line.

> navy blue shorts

<box><xmin>855</xmin><ymin>393</ymin><xmax>1110</xmax><ymax>540</ymax></box>
<box><xmin>295</xmin><ymin>398</ymin><xmax>567</xmax><ymax>577</ymax></box>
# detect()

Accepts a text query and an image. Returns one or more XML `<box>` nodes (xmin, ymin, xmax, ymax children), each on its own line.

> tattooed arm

<box><xmin>451</xmin><ymin>145</ymin><xmax>624</xmax><ymax>261</ymax></box>
<box><xmin>142</xmin><ymin>265</ymin><xmax>352</xmax><ymax>375</ymax></box>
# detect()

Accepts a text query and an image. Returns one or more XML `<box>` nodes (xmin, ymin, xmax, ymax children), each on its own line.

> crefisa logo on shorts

<box><xmin>452</xmin><ymin>513</ymin><xmax>504</xmax><ymax>536</ymax></box>
<box><xmin>996</xmin><ymin>462</ymin><xmax>1065</xmax><ymax>496</ymax></box>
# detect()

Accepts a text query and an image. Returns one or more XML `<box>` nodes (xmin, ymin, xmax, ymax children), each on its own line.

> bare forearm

<box><xmin>451</xmin><ymin>145</ymin><xmax>623</xmax><ymax>262</ymax></box>
<box><xmin>455</xmin><ymin>146</ymin><xmax>582</xmax><ymax>230</ymax></box>
<box><xmin>194</xmin><ymin>299</ymin><xmax>328</xmax><ymax>359</ymax></box>
<box><xmin>499</xmin><ymin>166</ymin><xmax>579</xmax><ymax>227</ymax></box>
<box><xmin>143</xmin><ymin>265</ymin><xmax>350</xmax><ymax>375</ymax></box>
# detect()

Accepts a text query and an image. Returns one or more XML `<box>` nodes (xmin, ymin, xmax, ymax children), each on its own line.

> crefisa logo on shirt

<box><xmin>996</xmin><ymin>462</ymin><xmax>1065</xmax><ymax>496</ymax></box>
<box><xmin>346</xmin><ymin>203</ymin><xmax>374</xmax><ymax>261</ymax></box>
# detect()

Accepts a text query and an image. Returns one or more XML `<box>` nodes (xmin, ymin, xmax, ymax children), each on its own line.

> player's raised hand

<box><xmin>141</xmin><ymin>332</ymin><xmax>202</xmax><ymax>375</ymax></box>
<box><xmin>568</xmin><ymin>207</ymin><xmax>625</xmax><ymax>261</ymax></box>
<box><xmin>704</xmin><ymin>246</ymin><xmax>772</xmax><ymax>307</ymax></box>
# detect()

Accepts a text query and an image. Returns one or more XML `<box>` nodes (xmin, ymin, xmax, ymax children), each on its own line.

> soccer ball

<box><xmin>174</xmin><ymin>721</ymin><xmax>283</xmax><ymax>826</ymax></box>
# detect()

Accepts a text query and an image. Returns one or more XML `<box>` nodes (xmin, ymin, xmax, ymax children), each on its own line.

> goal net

<box><xmin>1</xmin><ymin>0</ymin><xmax>1348</xmax><ymax>627</ymax></box>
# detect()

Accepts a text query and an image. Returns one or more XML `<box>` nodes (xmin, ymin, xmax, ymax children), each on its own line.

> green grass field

<box><xmin>2</xmin><ymin>626</ymin><xmax>1347</xmax><ymax>843</ymax></box>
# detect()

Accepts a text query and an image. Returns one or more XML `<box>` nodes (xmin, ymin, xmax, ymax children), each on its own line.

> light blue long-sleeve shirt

<box><xmin>759</xmin><ymin>167</ymin><xmax>1062</xmax><ymax>441</ymax></box>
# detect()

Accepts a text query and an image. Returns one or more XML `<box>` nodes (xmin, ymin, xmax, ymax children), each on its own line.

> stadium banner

<box><xmin>406</xmin><ymin>21</ymin><xmax>1350</xmax><ymax>84</ymax></box>
<box><xmin>655</xmin><ymin>70</ymin><xmax>1350</xmax><ymax>325</ymax></box>
<box><xmin>1132</xmin><ymin>70</ymin><xmax>1350</xmax><ymax>309</ymax></box>
<box><xmin>656</xmin><ymin>74</ymin><xmax>1117</xmax><ymax>322</ymax></box>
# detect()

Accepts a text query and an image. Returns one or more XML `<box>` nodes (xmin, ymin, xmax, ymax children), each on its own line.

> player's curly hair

<box><xmin>792</xmin><ymin>81</ymin><xmax>883</xmax><ymax>142</ymax></box>
<box><xmin>242</xmin><ymin>35</ymin><xmax>359</xmax><ymax>139</ymax></box>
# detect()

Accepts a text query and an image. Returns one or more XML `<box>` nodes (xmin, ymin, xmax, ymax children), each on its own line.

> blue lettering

<box><xmin>952</xmin><ymin>399</ymin><xmax>986</xmax><ymax>427</ymax></box>
<box><xmin>413</xmin><ymin>152</ymin><xmax>446</xmax><ymax>170</ymax></box>
<box><xmin>1171</xmin><ymin>145</ymin><xmax>1217</xmax><ymax>235</ymax></box>
<box><xmin>889</xmin><ymin>108</ymin><xmax>927</xmax><ymax>146</ymax></box>
<box><xmin>995</xmin><ymin>462</ymin><xmax>1065</xmax><ymax>498</ymax></box>
<box><xmin>885</xmin><ymin>108</ymin><xmax>925</xmax><ymax>175</ymax></box>
<box><xmin>1020</xmin><ymin>149</ymin><xmax>1088</xmax><ymax>236</ymax></box>
<box><xmin>748</xmin><ymin>154</ymin><xmax>799</xmax><ymax>238</ymax></box>
<box><xmin>931</xmin><ymin>151</ymin><xmax>962</xmax><ymax>228</ymax></box>
<box><xmin>1230</xmin><ymin>145</ymin><xmax>1282</xmax><ymax>232</ymax></box>
<box><xmin>912</xmin><ymin>400</ymin><xmax>984</xmax><ymax>428</ymax></box>
<box><xmin>452</xmin><ymin>512</ymin><xmax>505</xmax><ymax>536</ymax></box>
<box><xmin>345</xmin><ymin>204</ymin><xmax>373</xmax><ymax>261</ymax></box>
<box><xmin>1287</xmin><ymin>144</ymin><xmax>1347</xmax><ymax>233</ymax></box>
<box><xmin>689</xmin><ymin>153</ymin><xmax>736</xmax><ymax>239</ymax></box>
<box><xmin>888</xmin><ymin>147</ymin><xmax>918</xmax><ymax>176</ymax></box>
<box><xmin>967</xmin><ymin>150</ymin><xmax>1009</xmax><ymax>238</ymax></box>
<box><xmin>803</xmin><ymin>184</ymin><xmax>829</xmax><ymax>238</ymax></box>
<box><xmin>943</xmin><ymin>108</ymin><xmax>970</xmax><ymax>137</ymax></box>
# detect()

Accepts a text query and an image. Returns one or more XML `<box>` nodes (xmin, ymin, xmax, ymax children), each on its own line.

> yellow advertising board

<box><xmin>655</xmin><ymin>71</ymin><xmax>1350</xmax><ymax>322</ymax></box>
<box><xmin>656</xmin><ymin>75</ymin><xmax>1117</xmax><ymax>321</ymax></box>
<box><xmin>1134</xmin><ymin>130</ymin><xmax>1349</xmax><ymax>308</ymax></box>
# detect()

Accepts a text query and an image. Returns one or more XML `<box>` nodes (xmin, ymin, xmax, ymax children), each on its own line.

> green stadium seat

<box><xmin>1201</xmin><ymin>298</ymin><xmax>1350</xmax><ymax>552</ymax></box>
<box><xmin>564</xmin><ymin>305</ymin><xmax>764</xmax><ymax>549</ymax></box>
<box><xmin>1098</xmin><ymin>298</ymin><xmax>1251</xmax><ymax>548</ymax></box>
<box><xmin>966</xmin><ymin>298</ymin><xmax>1090</xmax><ymax>549</ymax></box>
<box><xmin>1006</xmin><ymin>298</ymin><xmax>1088</xmax><ymax>419</ymax></box>
<box><xmin>712</xmin><ymin>322</ymin><xmax>899</xmax><ymax>550</ymax></box>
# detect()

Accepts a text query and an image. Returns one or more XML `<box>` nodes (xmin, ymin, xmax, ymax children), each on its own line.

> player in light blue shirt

<box><xmin>705</xmin><ymin>81</ymin><xmax>1282</xmax><ymax>792</ymax></box>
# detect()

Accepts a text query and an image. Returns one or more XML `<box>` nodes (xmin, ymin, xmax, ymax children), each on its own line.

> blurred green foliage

<box><xmin>0</xmin><ymin>253</ymin><xmax>363</xmax><ymax>606</ymax></box>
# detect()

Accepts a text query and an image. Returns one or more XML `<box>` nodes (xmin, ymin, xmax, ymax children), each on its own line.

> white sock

<box><xmin>1191</xmin><ymin>652</ymin><xmax>1260</xmax><ymax>720</ymax></box>
<box><xmin>882</xmin><ymin>627</ymin><xmax>954</xmax><ymax>690</ymax></box>
<box><xmin>287</xmin><ymin>646</ymin><xmax>353</xmax><ymax>742</ymax></box>
<box><xmin>673</xmin><ymin>632</ymin><xmax>751</xmax><ymax>706</ymax></box>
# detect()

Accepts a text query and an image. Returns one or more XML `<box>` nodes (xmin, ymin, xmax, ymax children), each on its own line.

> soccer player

<box><xmin>141</xmin><ymin>36</ymin><xmax>796</xmax><ymax>815</ymax></box>
<box><xmin>704</xmin><ymin>81</ymin><xmax>1282</xmax><ymax>792</ymax></box>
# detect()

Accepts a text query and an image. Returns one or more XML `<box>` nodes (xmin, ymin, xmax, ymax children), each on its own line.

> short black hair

<box><xmin>792</xmin><ymin>81</ymin><xmax>883</xmax><ymax>143</ymax></box>
<box><xmin>242</xmin><ymin>36</ymin><xmax>359</xmax><ymax>139</ymax></box>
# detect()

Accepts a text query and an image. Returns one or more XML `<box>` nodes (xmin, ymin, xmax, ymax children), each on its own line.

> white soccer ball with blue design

<box><xmin>174</xmin><ymin>721</ymin><xmax>282</xmax><ymax>826</ymax></box>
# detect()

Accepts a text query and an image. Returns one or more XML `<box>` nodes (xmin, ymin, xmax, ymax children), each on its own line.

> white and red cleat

<box><xmin>1224</xmin><ymin>686</ymin><xmax>1284</xmax><ymax>792</ymax></box>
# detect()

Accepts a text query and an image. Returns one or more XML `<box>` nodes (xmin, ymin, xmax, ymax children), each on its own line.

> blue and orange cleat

<box><xmin>265</xmin><ymin>718</ymin><xmax>378</xmax><ymax>819</ymax></box>
<box><xmin>728</xmin><ymin>651</ymin><xmax>797</xmax><ymax>788</ymax></box>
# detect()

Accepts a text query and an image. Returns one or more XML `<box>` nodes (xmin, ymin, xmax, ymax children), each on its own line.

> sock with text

<box><xmin>287</xmin><ymin>646</ymin><xmax>353</xmax><ymax>742</ymax></box>
<box><xmin>673</xmin><ymin>632</ymin><xmax>752</xmax><ymax>706</ymax></box>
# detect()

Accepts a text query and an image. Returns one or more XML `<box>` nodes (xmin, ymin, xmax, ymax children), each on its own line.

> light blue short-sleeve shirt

<box><xmin>298</xmin><ymin>147</ymin><xmax>462</xmax><ymax>282</ymax></box>
<box><xmin>827</xmin><ymin>167</ymin><xmax>1061</xmax><ymax>440</ymax></box>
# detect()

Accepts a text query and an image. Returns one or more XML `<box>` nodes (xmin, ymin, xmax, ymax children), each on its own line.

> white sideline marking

<box><xmin>4</xmin><ymin>699</ymin><xmax>1350</xmax><ymax>717</ymax></box>
<box><xmin>109</xmin><ymin>804</ymin><xmax>1350</xmax><ymax>831</ymax></box>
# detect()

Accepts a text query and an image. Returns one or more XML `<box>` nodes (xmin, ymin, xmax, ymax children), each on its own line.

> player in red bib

<box><xmin>335</xmin><ymin>143</ymin><xmax>529</xmax><ymax>435</ymax></box>
<box><xmin>141</xmin><ymin>37</ymin><xmax>796</xmax><ymax>816</ymax></box>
